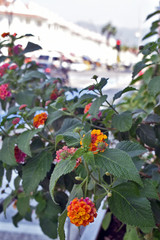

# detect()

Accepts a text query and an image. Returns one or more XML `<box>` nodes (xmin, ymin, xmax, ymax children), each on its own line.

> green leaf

<box><xmin>17</xmin><ymin>193</ymin><xmax>30</xmax><ymax>216</ymax></box>
<box><xmin>89</xmin><ymin>95</ymin><xmax>107</xmax><ymax>117</ymax></box>
<box><xmin>140</xmin><ymin>179</ymin><xmax>159</xmax><ymax>200</ymax></box>
<box><xmin>58</xmin><ymin>210</ymin><xmax>67</xmax><ymax>240</ymax></box>
<box><xmin>40</xmin><ymin>218</ymin><xmax>58</xmax><ymax>239</ymax></box>
<box><xmin>142</xmin><ymin>31</ymin><xmax>157</xmax><ymax>40</ymax></box>
<box><xmin>116</xmin><ymin>141</ymin><xmax>146</xmax><ymax>158</ymax></box>
<box><xmin>27</xmin><ymin>107</ymin><xmax>45</xmax><ymax>116</ymax></box>
<box><xmin>146</xmin><ymin>10</ymin><xmax>160</xmax><ymax>20</ymax></box>
<box><xmin>18</xmin><ymin>70</ymin><xmax>46</xmax><ymax>83</ymax></box>
<box><xmin>123</xmin><ymin>226</ymin><xmax>140</xmax><ymax>240</ymax></box>
<box><xmin>108</xmin><ymin>182</ymin><xmax>155</xmax><ymax>227</ymax></box>
<box><xmin>102</xmin><ymin>212</ymin><xmax>112</xmax><ymax>231</ymax></box>
<box><xmin>49</xmin><ymin>158</ymin><xmax>76</xmax><ymax>203</ymax></box>
<box><xmin>0</xmin><ymin>137</ymin><xmax>17</xmax><ymax>166</ymax></box>
<box><xmin>95</xmin><ymin>149</ymin><xmax>142</xmax><ymax>185</ymax></box>
<box><xmin>83</xmin><ymin>151</ymin><xmax>95</xmax><ymax>169</ymax></box>
<box><xmin>21</xmin><ymin>41</ymin><xmax>42</xmax><ymax>54</ymax></box>
<box><xmin>55</xmin><ymin>135</ymin><xmax>64</xmax><ymax>148</ymax></box>
<box><xmin>56</xmin><ymin>118</ymin><xmax>82</xmax><ymax>135</ymax></box>
<box><xmin>67</xmin><ymin>184</ymin><xmax>83</xmax><ymax>204</ymax></box>
<box><xmin>82</xmin><ymin>130</ymin><xmax>91</xmax><ymax>147</ymax></box>
<box><xmin>22</xmin><ymin>151</ymin><xmax>52</xmax><ymax>194</ymax></box>
<box><xmin>3</xmin><ymin>194</ymin><xmax>14</xmax><ymax>216</ymax></box>
<box><xmin>12</xmin><ymin>213</ymin><xmax>23</xmax><ymax>227</ymax></box>
<box><xmin>112</xmin><ymin>111</ymin><xmax>132</xmax><ymax>132</ymax></box>
<box><xmin>113</xmin><ymin>87</ymin><xmax>137</xmax><ymax>102</ymax></box>
<box><xmin>148</xmin><ymin>76</ymin><xmax>160</xmax><ymax>96</ymax></box>
<box><xmin>63</xmin><ymin>132</ymin><xmax>80</xmax><ymax>147</ymax></box>
<box><xmin>15</xmin><ymin>90</ymin><xmax>36</xmax><ymax>108</ymax></box>
<box><xmin>46</xmin><ymin>110</ymin><xmax>64</xmax><ymax>125</ymax></box>
<box><xmin>0</xmin><ymin>161</ymin><xmax>4</xmax><ymax>187</ymax></box>
<box><xmin>17</xmin><ymin>129</ymin><xmax>41</xmax><ymax>157</ymax></box>
<box><xmin>97</xmin><ymin>77</ymin><xmax>108</xmax><ymax>90</ymax></box>
<box><xmin>132</xmin><ymin>61</ymin><xmax>147</xmax><ymax>78</ymax></box>
<box><xmin>136</xmin><ymin>124</ymin><xmax>159</xmax><ymax>148</ymax></box>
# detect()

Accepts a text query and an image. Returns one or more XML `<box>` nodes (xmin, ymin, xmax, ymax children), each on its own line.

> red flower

<box><xmin>9</xmin><ymin>63</ymin><xmax>18</xmax><ymax>70</ymax></box>
<box><xmin>14</xmin><ymin>146</ymin><xmax>27</xmax><ymax>164</ymax></box>
<box><xmin>12</xmin><ymin>117</ymin><xmax>20</xmax><ymax>125</ymax></box>
<box><xmin>1</xmin><ymin>32</ymin><xmax>10</xmax><ymax>38</ymax></box>
<box><xmin>50</xmin><ymin>88</ymin><xmax>63</xmax><ymax>100</ymax></box>
<box><xmin>19</xmin><ymin>104</ymin><xmax>27</xmax><ymax>110</ymax></box>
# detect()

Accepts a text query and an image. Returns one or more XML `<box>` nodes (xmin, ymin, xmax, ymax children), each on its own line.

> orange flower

<box><xmin>84</xmin><ymin>103</ymin><xmax>92</xmax><ymax>117</ymax></box>
<box><xmin>33</xmin><ymin>112</ymin><xmax>48</xmax><ymax>128</ymax></box>
<box><xmin>67</xmin><ymin>197</ymin><xmax>97</xmax><ymax>227</ymax></box>
<box><xmin>80</xmin><ymin>129</ymin><xmax>108</xmax><ymax>154</ymax></box>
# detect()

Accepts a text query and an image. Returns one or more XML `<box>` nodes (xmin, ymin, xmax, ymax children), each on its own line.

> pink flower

<box><xmin>13</xmin><ymin>44</ymin><xmax>22</xmax><ymax>55</ymax></box>
<box><xmin>12</xmin><ymin>117</ymin><xmax>20</xmax><ymax>125</ymax></box>
<box><xmin>88</xmin><ymin>85</ymin><xmax>95</xmax><ymax>91</ymax></box>
<box><xmin>9</xmin><ymin>63</ymin><xmax>18</xmax><ymax>70</ymax></box>
<box><xmin>19</xmin><ymin>104</ymin><xmax>27</xmax><ymax>110</ymax></box>
<box><xmin>14</xmin><ymin>146</ymin><xmax>27</xmax><ymax>164</ymax></box>
<box><xmin>0</xmin><ymin>63</ymin><xmax>9</xmax><ymax>77</ymax></box>
<box><xmin>55</xmin><ymin>146</ymin><xmax>81</xmax><ymax>168</ymax></box>
<box><xmin>0</xmin><ymin>84</ymin><xmax>11</xmax><ymax>100</ymax></box>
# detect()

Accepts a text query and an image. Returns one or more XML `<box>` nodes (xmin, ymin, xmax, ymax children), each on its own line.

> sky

<box><xmin>22</xmin><ymin>0</ymin><xmax>159</xmax><ymax>29</ymax></box>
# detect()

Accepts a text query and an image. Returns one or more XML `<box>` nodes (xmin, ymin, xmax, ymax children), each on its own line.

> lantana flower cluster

<box><xmin>67</xmin><ymin>197</ymin><xmax>97</xmax><ymax>227</ymax></box>
<box><xmin>33</xmin><ymin>112</ymin><xmax>48</xmax><ymax>128</ymax></box>
<box><xmin>50</xmin><ymin>88</ymin><xmax>64</xmax><ymax>100</ymax></box>
<box><xmin>54</xmin><ymin>146</ymin><xmax>82</xmax><ymax>168</ymax></box>
<box><xmin>0</xmin><ymin>83</ymin><xmax>11</xmax><ymax>100</ymax></box>
<box><xmin>14</xmin><ymin>146</ymin><xmax>27</xmax><ymax>164</ymax></box>
<box><xmin>80</xmin><ymin>129</ymin><xmax>108</xmax><ymax>154</ymax></box>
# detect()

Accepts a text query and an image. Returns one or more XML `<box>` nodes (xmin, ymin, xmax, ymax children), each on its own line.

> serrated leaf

<box><xmin>22</xmin><ymin>151</ymin><xmax>52</xmax><ymax>194</ymax></box>
<box><xmin>49</xmin><ymin>158</ymin><xmax>76</xmax><ymax>203</ymax></box>
<box><xmin>116</xmin><ymin>141</ymin><xmax>146</xmax><ymax>158</ymax></box>
<box><xmin>95</xmin><ymin>148</ymin><xmax>142</xmax><ymax>185</ymax></box>
<box><xmin>17</xmin><ymin>193</ymin><xmax>30</xmax><ymax>216</ymax></box>
<box><xmin>140</xmin><ymin>179</ymin><xmax>159</xmax><ymax>200</ymax></box>
<box><xmin>17</xmin><ymin>129</ymin><xmax>41</xmax><ymax>157</ymax></box>
<box><xmin>46</xmin><ymin>110</ymin><xmax>64</xmax><ymax>125</ymax></box>
<box><xmin>56</xmin><ymin>118</ymin><xmax>82</xmax><ymax>135</ymax></box>
<box><xmin>83</xmin><ymin>151</ymin><xmax>95</xmax><ymax>169</ymax></box>
<box><xmin>148</xmin><ymin>76</ymin><xmax>160</xmax><ymax>96</ymax></box>
<box><xmin>97</xmin><ymin>77</ymin><xmax>108</xmax><ymax>89</ymax></box>
<box><xmin>67</xmin><ymin>184</ymin><xmax>83</xmax><ymax>204</ymax></box>
<box><xmin>15</xmin><ymin>90</ymin><xmax>36</xmax><ymax>108</ymax></box>
<box><xmin>82</xmin><ymin>131</ymin><xmax>91</xmax><ymax>147</ymax></box>
<box><xmin>89</xmin><ymin>95</ymin><xmax>107</xmax><ymax>117</ymax></box>
<box><xmin>58</xmin><ymin>210</ymin><xmax>67</xmax><ymax>240</ymax></box>
<box><xmin>108</xmin><ymin>182</ymin><xmax>155</xmax><ymax>228</ymax></box>
<box><xmin>144</xmin><ymin>114</ymin><xmax>160</xmax><ymax>124</ymax></box>
<box><xmin>112</xmin><ymin>111</ymin><xmax>132</xmax><ymax>132</ymax></box>
<box><xmin>63</xmin><ymin>132</ymin><xmax>80</xmax><ymax>147</ymax></box>
<box><xmin>0</xmin><ymin>137</ymin><xmax>17</xmax><ymax>166</ymax></box>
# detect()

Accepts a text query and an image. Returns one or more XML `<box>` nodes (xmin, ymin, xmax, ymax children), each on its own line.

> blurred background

<box><xmin>0</xmin><ymin>0</ymin><xmax>159</xmax><ymax>88</ymax></box>
<box><xmin>0</xmin><ymin>0</ymin><xmax>160</xmax><ymax>239</ymax></box>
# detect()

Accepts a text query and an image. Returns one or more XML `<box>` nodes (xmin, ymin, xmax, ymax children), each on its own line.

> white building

<box><xmin>0</xmin><ymin>0</ymin><xmax>114</xmax><ymax>63</ymax></box>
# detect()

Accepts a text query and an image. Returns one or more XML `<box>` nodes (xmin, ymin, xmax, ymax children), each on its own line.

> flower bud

<box><xmin>75</xmin><ymin>176</ymin><xmax>83</xmax><ymax>181</ymax></box>
<box><xmin>107</xmin><ymin>192</ymin><xmax>112</xmax><ymax>197</ymax></box>
<box><xmin>74</xmin><ymin>127</ymin><xmax>83</xmax><ymax>133</ymax></box>
<box><xmin>105</xmin><ymin>171</ymin><xmax>110</xmax><ymax>176</ymax></box>
<box><xmin>97</xmin><ymin>142</ymin><xmax>107</xmax><ymax>151</ymax></box>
